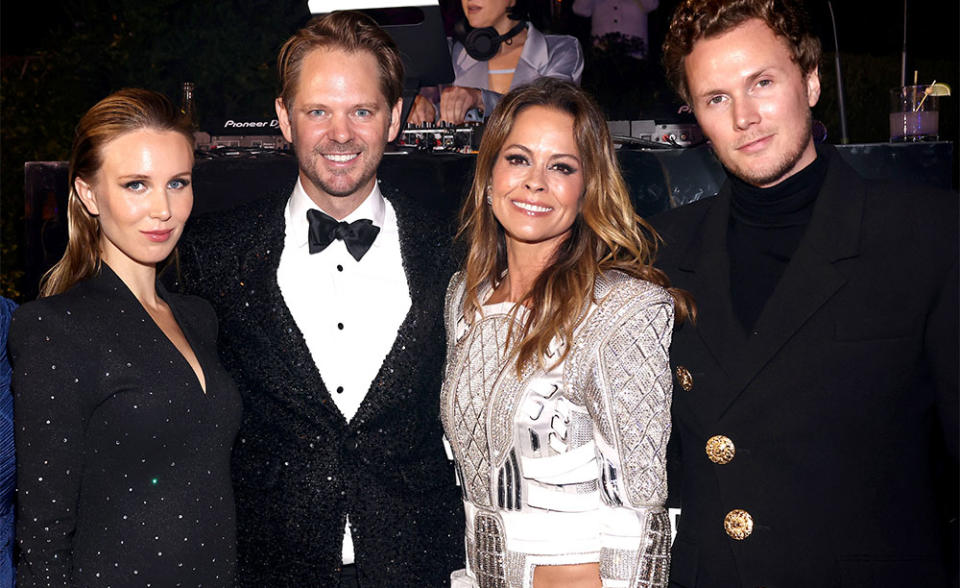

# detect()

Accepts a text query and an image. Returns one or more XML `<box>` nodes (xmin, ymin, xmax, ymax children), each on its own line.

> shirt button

<box><xmin>336</xmin><ymin>386</ymin><xmax>344</xmax><ymax>394</ymax></box>
<box><xmin>337</xmin><ymin>323</ymin><xmax>344</xmax><ymax>330</ymax></box>
<box><xmin>337</xmin><ymin>264</ymin><xmax>343</xmax><ymax>272</ymax></box>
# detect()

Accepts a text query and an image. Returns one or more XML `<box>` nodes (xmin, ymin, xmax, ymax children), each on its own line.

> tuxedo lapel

<box><xmin>238</xmin><ymin>194</ymin><xmax>347</xmax><ymax>427</ymax></box>
<box><xmin>350</xmin><ymin>185</ymin><xmax>449</xmax><ymax>425</ymax></box>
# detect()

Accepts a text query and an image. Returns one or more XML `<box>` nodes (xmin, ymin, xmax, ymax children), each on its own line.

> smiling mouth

<box><xmin>323</xmin><ymin>153</ymin><xmax>359</xmax><ymax>163</ymax></box>
<box><xmin>512</xmin><ymin>201</ymin><xmax>553</xmax><ymax>213</ymax></box>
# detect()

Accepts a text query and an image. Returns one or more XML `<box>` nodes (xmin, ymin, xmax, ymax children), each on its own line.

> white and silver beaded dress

<box><xmin>441</xmin><ymin>270</ymin><xmax>674</xmax><ymax>588</ymax></box>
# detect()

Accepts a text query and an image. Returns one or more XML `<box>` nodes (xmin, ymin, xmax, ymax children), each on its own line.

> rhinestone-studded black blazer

<box><xmin>168</xmin><ymin>178</ymin><xmax>465</xmax><ymax>587</ymax></box>
<box><xmin>11</xmin><ymin>264</ymin><xmax>242</xmax><ymax>586</ymax></box>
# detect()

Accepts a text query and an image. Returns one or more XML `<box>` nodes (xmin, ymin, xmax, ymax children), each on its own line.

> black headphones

<box><xmin>454</xmin><ymin>19</ymin><xmax>527</xmax><ymax>61</ymax></box>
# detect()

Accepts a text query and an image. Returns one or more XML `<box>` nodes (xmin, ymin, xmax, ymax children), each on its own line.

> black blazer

<box><xmin>170</xmin><ymin>179</ymin><xmax>464</xmax><ymax>586</ymax></box>
<box><xmin>11</xmin><ymin>265</ymin><xmax>242</xmax><ymax>586</ymax></box>
<box><xmin>650</xmin><ymin>146</ymin><xmax>958</xmax><ymax>588</ymax></box>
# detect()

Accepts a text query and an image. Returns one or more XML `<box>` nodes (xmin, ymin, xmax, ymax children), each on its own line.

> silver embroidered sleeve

<box><xmin>444</xmin><ymin>271</ymin><xmax>466</xmax><ymax>351</ymax></box>
<box><xmin>596</xmin><ymin>289</ymin><xmax>674</xmax><ymax>587</ymax></box>
<box><xmin>599</xmin><ymin>509</ymin><xmax>671</xmax><ymax>587</ymax></box>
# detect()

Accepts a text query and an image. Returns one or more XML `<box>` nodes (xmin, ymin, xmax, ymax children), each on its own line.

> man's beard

<box><xmin>298</xmin><ymin>142</ymin><xmax>379</xmax><ymax>199</ymax></box>
<box><xmin>729</xmin><ymin>110</ymin><xmax>813</xmax><ymax>187</ymax></box>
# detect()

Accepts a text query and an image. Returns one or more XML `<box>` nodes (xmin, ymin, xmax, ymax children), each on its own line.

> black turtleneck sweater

<box><xmin>727</xmin><ymin>148</ymin><xmax>829</xmax><ymax>331</ymax></box>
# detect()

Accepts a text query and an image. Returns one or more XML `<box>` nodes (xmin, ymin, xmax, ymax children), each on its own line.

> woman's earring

<box><xmin>486</xmin><ymin>186</ymin><xmax>493</xmax><ymax>205</ymax></box>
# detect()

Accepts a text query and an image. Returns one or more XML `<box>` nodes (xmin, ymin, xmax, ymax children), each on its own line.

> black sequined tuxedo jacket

<box><xmin>650</xmin><ymin>146</ymin><xmax>958</xmax><ymax>588</ymax></box>
<box><xmin>169</xmin><ymin>179</ymin><xmax>465</xmax><ymax>586</ymax></box>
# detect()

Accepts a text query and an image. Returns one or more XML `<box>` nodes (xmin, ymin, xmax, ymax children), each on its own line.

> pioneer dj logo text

<box><xmin>222</xmin><ymin>120</ymin><xmax>280</xmax><ymax>129</ymax></box>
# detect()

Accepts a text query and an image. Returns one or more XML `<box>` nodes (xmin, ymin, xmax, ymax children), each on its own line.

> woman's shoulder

<box><xmin>11</xmin><ymin>279</ymin><xmax>98</xmax><ymax>328</ymax></box>
<box><xmin>536</xmin><ymin>25</ymin><xmax>582</xmax><ymax>51</ymax></box>
<box><xmin>445</xmin><ymin>270</ymin><xmax>468</xmax><ymax>309</ymax></box>
<box><xmin>594</xmin><ymin>270</ymin><xmax>673</xmax><ymax>308</ymax></box>
<box><xmin>11</xmin><ymin>266</ymin><xmax>142</xmax><ymax>329</ymax></box>
<box><xmin>8</xmin><ymin>290</ymin><xmax>91</xmax><ymax>358</ymax></box>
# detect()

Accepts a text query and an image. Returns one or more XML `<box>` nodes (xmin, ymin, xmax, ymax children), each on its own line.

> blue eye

<box><xmin>124</xmin><ymin>181</ymin><xmax>145</xmax><ymax>191</ymax></box>
<box><xmin>168</xmin><ymin>178</ymin><xmax>190</xmax><ymax>190</ymax></box>
<box><xmin>308</xmin><ymin>109</ymin><xmax>325</xmax><ymax>117</ymax></box>
<box><xmin>356</xmin><ymin>109</ymin><xmax>371</xmax><ymax>117</ymax></box>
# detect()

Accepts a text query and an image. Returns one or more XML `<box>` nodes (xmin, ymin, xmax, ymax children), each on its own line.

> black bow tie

<box><xmin>306</xmin><ymin>209</ymin><xmax>381</xmax><ymax>261</ymax></box>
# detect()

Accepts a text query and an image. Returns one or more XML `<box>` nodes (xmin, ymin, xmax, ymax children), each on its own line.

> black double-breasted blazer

<box><xmin>650</xmin><ymin>146</ymin><xmax>958</xmax><ymax>588</ymax></box>
<box><xmin>169</xmin><ymin>178</ymin><xmax>464</xmax><ymax>586</ymax></box>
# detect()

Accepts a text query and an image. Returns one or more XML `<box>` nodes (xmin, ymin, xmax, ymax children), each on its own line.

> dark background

<box><xmin>2</xmin><ymin>0</ymin><xmax>958</xmax><ymax>300</ymax></box>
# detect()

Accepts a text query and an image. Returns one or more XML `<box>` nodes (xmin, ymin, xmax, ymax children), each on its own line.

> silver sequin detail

<box><xmin>568</xmin><ymin>272</ymin><xmax>674</xmax><ymax>507</ymax></box>
<box><xmin>600</xmin><ymin>547</ymin><xmax>640</xmax><ymax>582</ymax></box>
<box><xmin>488</xmin><ymin>356</ymin><xmax>538</xmax><ymax>469</ymax></box>
<box><xmin>443</xmin><ymin>273</ymin><xmax>516</xmax><ymax>505</ymax></box>
<box><xmin>634</xmin><ymin>510</ymin><xmax>671</xmax><ymax>587</ymax></box>
<box><xmin>504</xmin><ymin>550</ymin><xmax>527</xmax><ymax>587</ymax></box>
<box><xmin>566</xmin><ymin>410</ymin><xmax>594</xmax><ymax>449</ymax></box>
<box><xmin>443</xmin><ymin>272</ymin><xmax>674</xmax><ymax>588</ymax></box>
<box><xmin>474</xmin><ymin>512</ymin><xmax>507</xmax><ymax>588</ymax></box>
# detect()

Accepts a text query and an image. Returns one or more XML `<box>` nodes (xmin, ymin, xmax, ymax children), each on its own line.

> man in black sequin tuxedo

<box><xmin>650</xmin><ymin>0</ymin><xmax>958</xmax><ymax>586</ymax></box>
<box><xmin>170</xmin><ymin>12</ymin><xmax>463</xmax><ymax>587</ymax></box>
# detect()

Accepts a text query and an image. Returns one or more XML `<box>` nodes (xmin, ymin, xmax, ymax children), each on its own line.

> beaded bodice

<box><xmin>441</xmin><ymin>271</ymin><xmax>675</xmax><ymax>588</ymax></box>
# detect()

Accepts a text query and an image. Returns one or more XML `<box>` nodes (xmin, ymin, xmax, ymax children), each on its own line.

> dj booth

<box><xmin>22</xmin><ymin>141</ymin><xmax>954</xmax><ymax>300</ymax></box>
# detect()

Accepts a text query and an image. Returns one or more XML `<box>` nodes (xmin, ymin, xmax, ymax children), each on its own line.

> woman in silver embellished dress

<box><xmin>441</xmin><ymin>77</ymin><xmax>694</xmax><ymax>588</ymax></box>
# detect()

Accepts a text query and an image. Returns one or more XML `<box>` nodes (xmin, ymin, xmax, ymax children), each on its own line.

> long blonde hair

<box><xmin>39</xmin><ymin>88</ymin><xmax>194</xmax><ymax>298</ymax></box>
<box><xmin>458</xmin><ymin>78</ymin><xmax>694</xmax><ymax>372</ymax></box>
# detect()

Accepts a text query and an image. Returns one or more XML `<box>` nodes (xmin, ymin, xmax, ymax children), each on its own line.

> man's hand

<box><xmin>439</xmin><ymin>86</ymin><xmax>482</xmax><ymax>124</ymax></box>
<box><xmin>407</xmin><ymin>94</ymin><xmax>437</xmax><ymax>126</ymax></box>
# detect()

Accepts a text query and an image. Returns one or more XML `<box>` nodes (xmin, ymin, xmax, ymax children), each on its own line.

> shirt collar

<box><xmin>519</xmin><ymin>23</ymin><xmax>549</xmax><ymax>70</ymax></box>
<box><xmin>285</xmin><ymin>178</ymin><xmax>386</xmax><ymax>248</ymax></box>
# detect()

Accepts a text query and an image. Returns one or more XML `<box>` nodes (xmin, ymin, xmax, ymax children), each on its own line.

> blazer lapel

<box><xmin>679</xmin><ymin>188</ymin><xmax>751</xmax><ymax>382</ymax></box>
<box><xmin>238</xmin><ymin>195</ymin><xmax>347</xmax><ymax>427</ymax></box>
<box><xmin>717</xmin><ymin>150</ymin><xmax>864</xmax><ymax>416</ymax></box>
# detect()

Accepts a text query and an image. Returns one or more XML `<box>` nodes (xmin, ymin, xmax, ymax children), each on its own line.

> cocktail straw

<box><xmin>915</xmin><ymin>80</ymin><xmax>935</xmax><ymax>112</ymax></box>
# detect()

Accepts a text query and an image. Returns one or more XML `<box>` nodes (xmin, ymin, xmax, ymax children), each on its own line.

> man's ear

<box><xmin>276</xmin><ymin>97</ymin><xmax>294</xmax><ymax>143</ymax></box>
<box><xmin>805</xmin><ymin>66</ymin><xmax>821</xmax><ymax>108</ymax></box>
<box><xmin>387</xmin><ymin>98</ymin><xmax>403</xmax><ymax>143</ymax></box>
<box><xmin>75</xmin><ymin>176</ymin><xmax>100</xmax><ymax>216</ymax></box>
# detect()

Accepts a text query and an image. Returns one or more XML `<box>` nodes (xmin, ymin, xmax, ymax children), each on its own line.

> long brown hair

<box><xmin>458</xmin><ymin>78</ymin><xmax>694</xmax><ymax>373</ymax></box>
<box><xmin>39</xmin><ymin>88</ymin><xmax>194</xmax><ymax>298</ymax></box>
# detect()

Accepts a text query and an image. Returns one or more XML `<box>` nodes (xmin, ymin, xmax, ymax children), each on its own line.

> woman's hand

<box><xmin>407</xmin><ymin>94</ymin><xmax>437</xmax><ymax>126</ymax></box>
<box><xmin>439</xmin><ymin>86</ymin><xmax>483</xmax><ymax>124</ymax></box>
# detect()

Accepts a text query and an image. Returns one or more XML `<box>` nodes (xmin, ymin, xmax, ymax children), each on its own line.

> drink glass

<box><xmin>890</xmin><ymin>85</ymin><xmax>939</xmax><ymax>142</ymax></box>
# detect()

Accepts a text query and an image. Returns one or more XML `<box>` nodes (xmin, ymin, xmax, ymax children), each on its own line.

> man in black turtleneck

<box><xmin>650</xmin><ymin>1</ymin><xmax>958</xmax><ymax>587</ymax></box>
